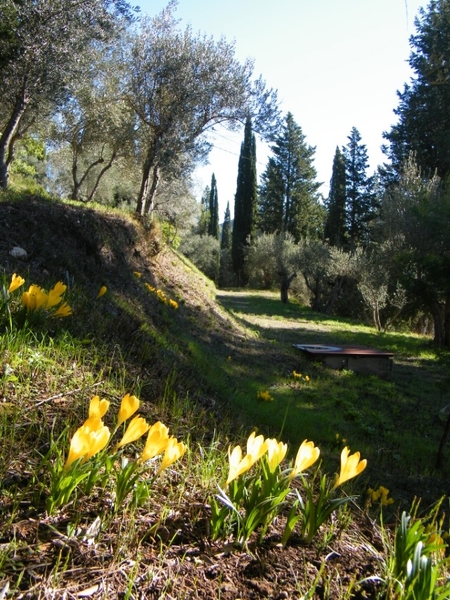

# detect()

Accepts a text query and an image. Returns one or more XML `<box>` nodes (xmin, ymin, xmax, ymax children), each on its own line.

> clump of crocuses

<box><xmin>48</xmin><ymin>393</ymin><xmax>186</xmax><ymax>514</ymax></box>
<box><xmin>1</xmin><ymin>273</ymin><xmax>72</xmax><ymax>330</ymax></box>
<box><xmin>211</xmin><ymin>431</ymin><xmax>367</xmax><ymax>546</ymax></box>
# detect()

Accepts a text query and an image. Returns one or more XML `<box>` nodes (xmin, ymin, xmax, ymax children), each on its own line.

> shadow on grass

<box><xmin>215</xmin><ymin>288</ymin><xmax>450</xmax><ymax>512</ymax></box>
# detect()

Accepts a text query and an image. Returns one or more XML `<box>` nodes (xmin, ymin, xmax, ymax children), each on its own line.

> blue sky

<box><xmin>136</xmin><ymin>0</ymin><xmax>428</xmax><ymax>218</ymax></box>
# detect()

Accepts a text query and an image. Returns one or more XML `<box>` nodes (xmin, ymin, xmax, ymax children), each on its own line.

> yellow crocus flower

<box><xmin>64</xmin><ymin>419</ymin><xmax>110</xmax><ymax>469</ymax></box>
<box><xmin>226</xmin><ymin>444</ymin><xmax>253</xmax><ymax>484</ymax></box>
<box><xmin>117</xmin><ymin>393</ymin><xmax>139</xmax><ymax>426</ymax></box>
<box><xmin>333</xmin><ymin>446</ymin><xmax>367</xmax><ymax>489</ymax></box>
<box><xmin>246</xmin><ymin>431</ymin><xmax>268</xmax><ymax>467</ymax></box>
<box><xmin>22</xmin><ymin>284</ymin><xmax>48</xmax><ymax>310</ymax></box>
<box><xmin>21</xmin><ymin>291</ymin><xmax>37</xmax><ymax>310</ymax></box>
<box><xmin>116</xmin><ymin>416</ymin><xmax>150</xmax><ymax>449</ymax></box>
<box><xmin>266</xmin><ymin>437</ymin><xmax>288</xmax><ymax>472</ymax></box>
<box><xmin>158</xmin><ymin>436</ymin><xmax>187</xmax><ymax>474</ymax></box>
<box><xmin>138</xmin><ymin>421</ymin><xmax>170</xmax><ymax>463</ymax></box>
<box><xmin>47</xmin><ymin>282</ymin><xmax>67</xmax><ymax>308</ymax></box>
<box><xmin>97</xmin><ymin>285</ymin><xmax>107</xmax><ymax>298</ymax></box>
<box><xmin>290</xmin><ymin>440</ymin><xmax>320</xmax><ymax>480</ymax></box>
<box><xmin>89</xmin><ymin>396</ymin><xmax>110</xmax><ymax>419</ymax></box>
<box><xmin>64</xmin><ymin>427</ymin><xmax>90</xmax><ymax>470</ymax></box>
<box><xmin>53</xmin><ymin>301</ymin><xmax>72</xmax><ymax>317</ymax></box>
<box><xmin>8</xmin><ymin>273</ymin><xmax>25</xmax><ymax>293</ymax></box>
<box><xmin>84</xmin><ymin>424</ymin><xmax>110</xmax><ymax>460</ymax></box>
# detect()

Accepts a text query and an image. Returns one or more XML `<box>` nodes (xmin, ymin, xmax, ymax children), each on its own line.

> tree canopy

<box><xmin>126</xmin><ymin>2</ymin><xmax>280</xmax><ymax>216</ymax></box>
<box><xmin>232</xmin><ymin>116</ymin><xmax>258</xmax><ymax>284</ymax></box>
<box><xmin>383</xmin><ymin>0</ymin><xmax>450</xmax><ymax>179</ymax></box>
<box><xmin>0</xmin><ymin>0</ymin><xmax>135</xmax><ymax>189</ymax></box>
<box><xmin>258</xmin><ymin>112</ymin><xmax>323</xmax><ymax>242</ymax></box>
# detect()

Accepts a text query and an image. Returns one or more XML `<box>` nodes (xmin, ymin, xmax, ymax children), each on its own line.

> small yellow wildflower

<box><xmin>158</xmin><ymin>437</ymin><xmax>187</xmax><ymax>474</ymax></box>
<box><xmin>117</xmin><ymin>393</ymin><xmax>140</xmax><ymax>426</ymax></box>
<box><xmin>333</xmin><ymin>446</ymin><xmax>367</xmax><ymax>489</ymax></box>
<box><xmin>138</xmin><ymin>421</ymin><xmax>170</xmax><ymax>463</ymax></box>
<box><xmin>53</xmin><ymin>301</ymin><xmax>72</xmax><ymax>317</ymax></box>
<box><xmin>257</xmin><ymin>390</ymin><xmax>274</xmax><ymax>402</ymax></box>
<box><xmin>145</xmin><ymin>283</ymin><xmax>155</xmax><ymax>292</ymax></box>
<box><xmin>226</xmin><ymin>444</ymin><xmax>252</xmax><ymax>484</ymax></box>
<box><xmin>133</xmin><ymin>271</ymin><xmax>142</xmax><ymax>278</ymax></box>
<box><xmin>89</xmin><ymin>396</ymin><xmax>110</xmax><ymax>419</ymax></box>
<box><xmin>168</xmin><ymin>299</ymin><xmax>178</xmax><ymax>309</ymax></box>
<box><xmin>305</xmin><ymin>375</ymin><xmax>310</xmax><ymax>382</ymax></box>
<box><xmin>116</xmin><ymin>415</ymin><xmax>150</xmax><ymax>449</ymax></box>
<box><xmin>46</xmin><ymin>282</ymin><xmax>67</xmax><ymax>308</ymax></box>
<box><xmin>292</xmin><ymin>371</ymin><xmax>302</xmax><ymax>379</ymax></box>
<box><xmin>265</xmin><ymin>437</ymin><xmax>288</xmax><ymax>472</ymax></box>
<box><xmin>290</xmin><ymin>439</ymin><xmax>320</xmax><ymax>479</ymax></box>
<box><xmin>97</xmin><ymin>285</ymin><xmax>107</xmax><ymax>298</ymax></box>
<box><xmin>369</xmin><ymin>485</ymin><xmax>394</xmax><ymax>506</ymax></box>
<box><xmin>8</xmin><ymin>273</ymin><xmax>25</xmax><ymax>293</ymax></box>
<box><xmin>22</xmin><ymin>284</ymin><xmax>48</xmax><ymax>310</ymax></box>
<box><xmin>64</xmin><ymin>419</ymin><xmax>110</xmax><ymax>469</ymax></box>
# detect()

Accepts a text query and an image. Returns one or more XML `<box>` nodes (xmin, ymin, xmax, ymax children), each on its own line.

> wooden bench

<box><xmin>293</xmin><ymin>344</ymin><xmax>394</xmax><ymax>377</ymax></box>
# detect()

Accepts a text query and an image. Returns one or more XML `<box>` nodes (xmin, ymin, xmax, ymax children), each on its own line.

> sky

<box><xmin>136</xmin><ymin>0</ymin><xmax>429</xmax><ymax>220</ymax></box>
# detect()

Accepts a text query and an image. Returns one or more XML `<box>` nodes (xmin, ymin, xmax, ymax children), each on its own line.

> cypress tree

<box><xmin>324</xmin><ymin>146</ymin><xmax>347</xmax><ymax>247</ymax></box>
<box><xmin>221</xmin><ymin>201</ymin><xmax>232</xmax><ymax>250</ymax></box>
<box><xmin>197</xmin><ymin>185</ymin><xmax>210</xmax><ymax>235</ymax></box>
<box><xmin>232</xmin><ymin>116</ymin><xmax>257</xmax><ymax>284</ymax></box>
<box><xmin>208</xmin><ymin>173</ymin><xmax>220</xmax><ymax>240</ymax></box>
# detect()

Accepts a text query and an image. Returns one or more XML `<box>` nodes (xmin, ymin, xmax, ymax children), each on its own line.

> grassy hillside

<box><xmin>1</xmin><ymin>191</ymin><xmax>449</xmax><ymax>599</ymax></box>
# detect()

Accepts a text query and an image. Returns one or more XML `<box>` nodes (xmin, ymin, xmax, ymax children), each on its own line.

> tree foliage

<box><xmin>324</xmin><ymin>146</ymin><xmax>347</xmax><ymax>247</ymax></box>
<box><xmin>179</xmin><ymin>233</ymin><xmax>220</xmax><ymax>283</ymax></box>
<box><xmin>208</xmin><ymin>174</ymin><xmax>219</xmax><ymax>239</ymax></box>
<box><xmin>127</xmin><ymin>2</ymin><xmax>279</xmax><ymax>216</ymax></box>
<box><xmin>343</xmin><ymin>127</ymin><xmax>376</xmax><ymax>248</ymax></box>
<box><xmin>378</xmin><ymin>155</ymin><xmax>450</xmax><ymax>345</ymax></box>
<box><xmin>383</xmin><ymin>0</ymin><xmax>450</xmax><ymax>179</ymax></box>
<box><xmin>231</xmin><ymin>116</ymin><xmax>258</xmax><ymax>284</ymax></box>
<box><xmin>258</xmin><ymin>112</ymin><xmax>323</xmax><ymax>242</ymax></box>
<box><xmin>0</xmin><ymin>0</ymin><xmax>134</xmax><ymax>189</ymax></box>
<box><xmin>49</xmin><ymin>46</ymin><xmax>136</xmax><ymax>202</ymax></box>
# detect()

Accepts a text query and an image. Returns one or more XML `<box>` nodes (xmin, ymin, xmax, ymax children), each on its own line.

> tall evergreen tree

<box><xmin>343</xmin><ymin>127</ymin><xmax>375</xmax><ymax>248</ymax></box>
<box><xmin>232</xmin><ymin>116</ymin><xmax>257</xmax><ymax>284</ymax></box>
<box><xmin>383</xmin><ymin>0</ymin><xmax>450</xmax><ymax>179</ymax></box>
<box><xmin>257</xmin><ymin>112</ymin><xmax>322</xmax><ymax>242</ymax></box>
<box><xmin>221</xmin><ymin>201</ymin><xmax>232</xmax><ymax>250</ymax></box>
<box><xmin>208</xmin><ymin>173</ymin><xmax>219</xmax><ymax>239</ymax></box>
<box><xmin>197</xmin><ymin>185</ymin><xmax>210</xmax><ymax>235</ymax></box>
<box><xmin>324</xmin><ymin>146</ymin><xmax>347</xmax><ymax>247</ymax></box>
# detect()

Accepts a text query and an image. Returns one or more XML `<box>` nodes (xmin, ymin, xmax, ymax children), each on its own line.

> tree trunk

<box><xmin>435</xmin><ymin>407</ymin><xmax>450</xmax><ymax>469</ymax></box>
<box><xmin>431</xmin><ymin>299</ymin><xmax>445</xmax><ymax>347</ymax></box>
<box><xmin>71</xmin><ymin>145</ymin><xmax>106</xmax><ymax>201</ymax></box>
<box><xmin>324</xmin><ymin>276</ymin><xmax>344</xmax><ymax>315</ymax></box>
<box><xmin>444</xmin><ymin>294</ymin><xmax>450</xmax><ymax>347</ymax></box>
<box><xmin>280</xmin><ymin>273</ymin><xmax>296</xmax><ymax>303</ymax></box>
<box><xmin>373</xmin><ymin>302</ymin><xmax>382</xmax><ymax>332</ymax></box>
<box><xmin>141</xmin><ymin>164</ymin><xmax>160</xmax><ymax>216</ymax></box>
<box><xmin>0</xmin><ymin>95</ymin><xmax>29</xmax><ymax>188</ymax></box>
<box><xmin>136</xmin><ymin>142</ymin><xmax>159</xmax><ymax>217</ymax></box>
<box><xmin>86</xmin><ymin>150</ymin><xmax>117</xmax><ymax>202</ymax></box>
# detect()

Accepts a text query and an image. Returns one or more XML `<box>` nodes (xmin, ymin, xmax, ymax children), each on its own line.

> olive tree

<box><xmin>48</xmin><ymin>47</ymin><xmax>136</xmax><ymax>202</ymax></box>
<box><xmin>125</xmin><ymin>2</ymin><xmax>280</xmax><ymax>217</ymax></box>
<box><xmin>0</xmin><ymin>0</ymin><xmax>135</xmax><ymax>189</ymax></box>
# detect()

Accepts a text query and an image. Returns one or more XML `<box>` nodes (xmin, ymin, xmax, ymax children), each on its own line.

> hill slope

<box><xmin>1</xmin><ymin>192</ymin><xmax>448</xmax><ymax>599</ymax></box>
